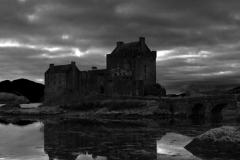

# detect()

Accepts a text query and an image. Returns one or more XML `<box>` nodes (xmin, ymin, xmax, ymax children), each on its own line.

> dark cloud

<box><xmin>1</xmin><ymin>0</ymin><xmax>240</xmax><ymax>93</ymax></box>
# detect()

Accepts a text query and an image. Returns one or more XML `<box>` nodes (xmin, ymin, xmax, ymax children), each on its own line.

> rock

<box><xmin>0</xmin><ymin>92</ymin><xmax>29</xmax><ymax>104</ymax></box>
<box><xmin>185</xmin><ymin>126</ymin><xmax>240</xmax><ymax>156</ymax></box>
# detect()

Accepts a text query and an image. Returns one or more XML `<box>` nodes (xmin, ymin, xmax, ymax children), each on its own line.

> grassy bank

<box><xmin>43</xmin><ymin>92</ymin><xmax>171</xmax><ymax>118</ymax></box>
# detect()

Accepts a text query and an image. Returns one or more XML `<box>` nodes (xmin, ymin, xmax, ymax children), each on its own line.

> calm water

<box><xmin>0</xmin><ymin>117</ymin><xmax>238</xmax><ymax>160</ymax></box>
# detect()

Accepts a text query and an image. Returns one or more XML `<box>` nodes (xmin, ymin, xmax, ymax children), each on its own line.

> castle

<box><xmin>45</xmin><ymin>37</ymin><xmax>163</xmax><ymax>97</ymax></box>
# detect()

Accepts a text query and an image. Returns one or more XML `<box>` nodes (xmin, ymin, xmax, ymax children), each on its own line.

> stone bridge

<box><xmin>164</xmin><ymin>94</ymin><xmax>240</xmax><ymax>119</ymax></box>
<box><xmin>117</xmin><ymin>94</ymin><xmax>240</xmax><ymax>119</ymax></box>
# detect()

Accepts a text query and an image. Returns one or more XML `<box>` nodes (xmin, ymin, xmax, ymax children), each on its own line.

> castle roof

<box><xmin>120</xmin><ymin>41</ymin><xmax>140</xmax><ymax>48</ymax></box>
<box><xmin>45</xmin><ymin>64</ymin><xmax>72</xmax><ymax>74</ymax></box>
<box><xmin>111</xmin><ymin>38</ymin><xmax>151</xmax><ymax>55</ymax></box>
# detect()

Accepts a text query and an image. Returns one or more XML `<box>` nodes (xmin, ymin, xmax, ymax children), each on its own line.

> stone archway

<box><xmin>190</xmin><ymin>103</ymin><xmax>205</xmax><ymax>118</ymax></box>
<box><xmin>210</xmin><ymin>103</ymin><xmax>228</xmax><ymax>123</ymax></box>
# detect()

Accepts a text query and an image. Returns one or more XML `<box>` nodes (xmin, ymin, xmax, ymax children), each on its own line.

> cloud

<box><xmin>1</xmin><ymin>0</ymin><xmax>240</xmax><ymax>93</ymax></box>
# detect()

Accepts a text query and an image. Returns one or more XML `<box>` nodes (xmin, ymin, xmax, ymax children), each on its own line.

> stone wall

<box><xmin>133</xmin><ymin>51</ymin><xmax>156</xmax><ymax>84</ymax></box>
<box><xmin>79</xmin><ymin>69</ymin><xmax>144</xmax><ymax>96</ymax></box>
<box><xmin>44</xmin><ymin>73</ymin><xmax>66</xmax><ymax>98</ymax></box>
<box><xmin>107</xmin><ymin>79</ymin><xmax>144</xmax><ymax>96</ymax></box>
<box><xmin>66</xmin><ymin>64</ymin><xmax>80</xmax><ymax>92</ymax></box>
<box><xmin>79</xmin><ymin>69</ymin><xmax>109</xmax><ymax>94</ymax></box>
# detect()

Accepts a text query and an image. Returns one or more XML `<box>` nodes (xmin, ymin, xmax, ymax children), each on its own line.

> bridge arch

<box><xmin>210</xmin><ymin>103</ymin><xmax>228</xmax><ymax>122</ymax></box>
<box><xmin>190</xmin><ymin>103</ymin><xmax>205</xmax><ymax>118</ymax></box>
<box><xmin>211</xmin><ymin>103</ymin><xmax>228</xmax><ymax>113</ymax></box>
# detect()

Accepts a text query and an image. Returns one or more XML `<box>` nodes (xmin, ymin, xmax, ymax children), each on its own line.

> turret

<box><xmin>71</xmin><ymin>61</ymin><xmax>75</xmax><ymax>66</ymax></box>
<box><xmin>139</xmin><ymin>37</ymin><xmax>145</xmax><ymax>45</ymax></box>
<box><xmin>49</xmin><ymin>64</ymin><xmax>54</xmax><ymax>71</ymax></box>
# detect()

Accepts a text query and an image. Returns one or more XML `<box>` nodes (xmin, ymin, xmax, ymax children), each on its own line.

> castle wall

<box><xmin>133</xmin><ymin>51</ymin><xmax>156</xmax><ymax>84</ymax></box>
<box><xmin>79</xmin><ymin>69</ymin><xmax>143</xmax><ymax>96</ymax></box>
<box><xmin>72</xmin><ymin>64</ymin><xmax>80</xmax><ymax>91</ymax></box>
<box><xmin>44</xmin><ymin>73</ymin><xmax>66</xmax><ymax>98</ymax></box>
<box><xmin>107</xmin><ymin>79</ymin><xmax>144</xmax><ymax>96</ymax></box>
<box><xmin>79</xmin><ymin>70</ymin><xmax>108</xmax><ymax>94</ymax></box>
<box><xmin>66</xmin><ymin>66</ymin><xmax>80</xmax><ymax>92</ymax></box>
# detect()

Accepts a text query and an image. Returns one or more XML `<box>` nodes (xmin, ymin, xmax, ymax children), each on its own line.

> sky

<box><xmin>1</xmin><ymin>0</ymin><xmax>240</xmax><ymax>93</ymax></box>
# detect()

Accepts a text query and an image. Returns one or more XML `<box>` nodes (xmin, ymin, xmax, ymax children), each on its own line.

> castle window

<box><xmin>100</xmin><ymin>85</ymin><xmax>104</xmax><ymax>94</ymax></box>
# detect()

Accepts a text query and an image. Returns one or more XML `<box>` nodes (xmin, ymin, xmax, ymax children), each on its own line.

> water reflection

<box><xmin>0</xmin><ymin>118</ymin><xmax>36</xmax><ymax>126</ymax></box>
<box><xmin>0</xmin><ymin>121</ymin><xmax>47</xmax><ymax>160</ymax></box>
<box><xmin>157</xmin><ymin>133</ymin><xmax>200</xmax><ymax>160</ymax></box>
<box><xmin>0</xmin><ymin>117</ymin><xmax>238</xmax><ymax>160</ymax></box>
<box><xmin>44</xmin><ymin>121</ymin><xmax>158</xmax><ymax>160</ymax></box>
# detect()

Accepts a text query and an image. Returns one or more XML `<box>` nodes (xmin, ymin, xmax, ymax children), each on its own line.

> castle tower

<box><xmin>106</xmin><ymin>37</ymin><xmax>156</xmax><ymax>84</ymax></box>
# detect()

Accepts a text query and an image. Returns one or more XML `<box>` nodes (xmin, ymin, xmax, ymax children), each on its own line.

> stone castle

<box><xmin>45</xmin><ymin>37</ymin><xmax>164</xmax><ymax>97</ymax></box>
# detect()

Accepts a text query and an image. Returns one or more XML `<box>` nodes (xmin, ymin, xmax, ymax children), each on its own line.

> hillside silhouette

<box><xmin>0</xmin><ymin>79</ymin><xmax>44</xmax><ymax>103</ymax></box>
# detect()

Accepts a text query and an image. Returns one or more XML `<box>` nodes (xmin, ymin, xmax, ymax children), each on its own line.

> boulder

<box><xmin>185</xmin><ymin>126</ymin><xmax>240</xmax><ymax>158</ymax></box>
<box><xmin>0</xmin><ymin>92</ymin><xmax>29</xmax><ymax>104</ymax></box>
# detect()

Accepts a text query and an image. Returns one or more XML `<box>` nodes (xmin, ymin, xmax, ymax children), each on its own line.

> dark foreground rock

<box><xmin>185</xmin><ymin>126</ymin><xmax>240</xmax><ymax>159</ymax></box>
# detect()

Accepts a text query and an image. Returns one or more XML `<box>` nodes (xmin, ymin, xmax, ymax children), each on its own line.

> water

<box><xmin>0</xmin><ymin>103</ymin><xmax>42</xmax><ymax>108</ymax></box>
<box><xmin>20</xmin><ymin>103</ymin><xmax>42</xmax><ymax>108</ymax></box>
<box><xmin>0</xmin><ymin>117</ymin><xmax>238</xmax><ymax>160</ymax></box>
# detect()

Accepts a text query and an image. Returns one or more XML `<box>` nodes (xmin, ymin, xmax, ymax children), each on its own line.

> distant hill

<box><xmin>0</xmin><ymin>79</ymin><xmax>44</xmax><ymax>103</ymax></box>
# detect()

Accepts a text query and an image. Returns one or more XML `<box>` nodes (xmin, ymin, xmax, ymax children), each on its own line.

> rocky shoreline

<box><xmin>185</xmin><ymin>126</ymin><xmax>240</xmax><ymax>159</ymax></box>
<box><xmin>0</xmin><ymin>98</ymin><xmax>171</xmax><ymax>119</ymax></box>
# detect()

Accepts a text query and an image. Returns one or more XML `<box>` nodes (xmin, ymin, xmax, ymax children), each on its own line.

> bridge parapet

<box><xmin>176</xmin><ymin>94</ymin><xmax>235</xmax><ymax>100</ymax></box>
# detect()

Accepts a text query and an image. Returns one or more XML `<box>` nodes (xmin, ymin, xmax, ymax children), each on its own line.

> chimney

<box><xmin>139</xmin><ymin>37</ymin><xmax>145</xmax><ymax>45</ymax></box>
<box><xmin>71</xmin><ymin>61</ymin><xmax>75</xmax><ymax>66</ymax></box>
<box><xmin>49</xmin><ymin>64</ymin><xmax>54</xmax><ymax>71</ymax></box>
<box><xmin>117</xmin><ymin>41</ymin><xmax>124</xmax><ymax>47</ymax></box>
<box><xmin>92</xmin><ymin>66</ymin><xmax>97</xmax><ymax>70</ymax></box>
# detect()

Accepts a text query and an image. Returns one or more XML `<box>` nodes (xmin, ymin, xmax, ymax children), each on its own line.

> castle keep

<box><xmin>45</xmin><ymin>37</ymin><xmax>158</xmax><ymax>97</ymax></box>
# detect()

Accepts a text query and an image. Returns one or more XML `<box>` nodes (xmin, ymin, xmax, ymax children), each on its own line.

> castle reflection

<box><xmin>43</xmin><ymin>120</ymin><xmax>157</xmax><ymax>160</ymax></box>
